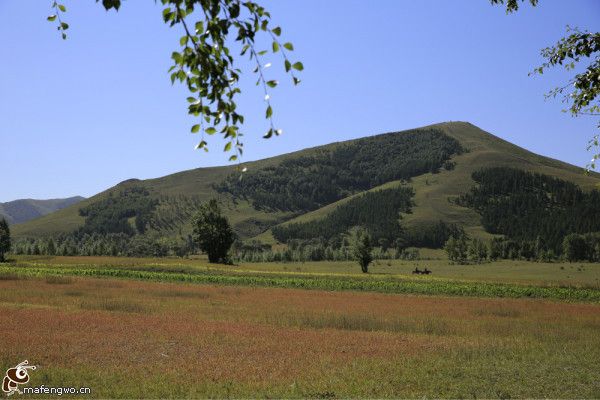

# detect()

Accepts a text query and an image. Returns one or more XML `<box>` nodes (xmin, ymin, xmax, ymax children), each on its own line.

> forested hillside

<box><xmin>459</xmin><ymin>167</ymin><xmax>600</xmax><ymax>253</ymax></box>
<box><xmin>272</xmin><ymin>187</ymin><xmax>414</xmax><ymax>243</ymax></box>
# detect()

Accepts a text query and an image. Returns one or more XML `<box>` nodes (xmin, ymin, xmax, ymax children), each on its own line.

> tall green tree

<box><xmin>0</xmin><ymin>219</ymin><xmax>11</xmax><ymax>262</ymax></box>
<box><xmin>348</xmin><ymin>227</ymin><xmax>373</xmax><ymax>273</ymax></box>
<box><xmin>192</xmin><ymin>199</ymin><xmax>235</xmax><ymax>263</ymax></box>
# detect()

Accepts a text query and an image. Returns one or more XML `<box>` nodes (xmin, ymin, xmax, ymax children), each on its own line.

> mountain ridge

<box><xmin>0</xmin><ymin>196</ymin><xmax>85</xmax><ymax>225</ymax></box>
<box><xmin>12</xmin><ymin>122</ymin><xmax>600</xmax><ymax>242</ymax></box>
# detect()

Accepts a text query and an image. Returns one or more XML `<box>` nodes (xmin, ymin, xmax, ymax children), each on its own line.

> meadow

<box><xmin>1</xmin><ymin>256</ymin><xmax>599</xmax><ymax>398</ymax></box>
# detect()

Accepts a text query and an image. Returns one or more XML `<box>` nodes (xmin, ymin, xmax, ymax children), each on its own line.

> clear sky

<box><xmin>1</xmin><ymin>1</ymin><xmax>599</xmax><ymax>202</ymax></box>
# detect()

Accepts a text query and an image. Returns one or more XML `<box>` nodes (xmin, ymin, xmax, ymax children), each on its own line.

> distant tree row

<box><xmin>444</xmin><ymin>231</ymin><xmax>600</xmax><ymax>264</ymax></box>
<box><xmin>11</xmin><ymin>233</ymin><xmax>196</xmax><ymax>258</ymax></box>
<box><xmin>459</xmin><ymin>167</ymin><xmax>600</xmax><ymax>253</ymax></box>
<box><xmin>562</xmin><ymin>233</ymin><xmax>600</xmax><ymax>262</ymax></box>
<box><xmin>231</xmin><ymin>237</ymin><xmax>420</xmax><ymax>264</ymax></box>
<box><xmin>216</xmin><ymin>129</ymin><xmax>463</xmax><ymax>212</ymax></box>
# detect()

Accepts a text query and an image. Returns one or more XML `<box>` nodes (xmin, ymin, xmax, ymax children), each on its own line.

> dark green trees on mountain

<box><xmin>77</xmin><ymin>187</ymin><xmax>158</xmax><ymax>236</ymax></box>
<box><xmin>0</xmin><ymin>218</ymin><xmax>10</xmax><ymax>262</ymax></box>
<box><xmin>217</xmin><ymin>129</ymin><xmax>463</xmax><ymax>212</ymax></box>
<box><xmin>460</xmin><ymin>167</ymin><xmax>600</xmax><ymax>253</ymax></box>
<box><xmin>272</xmin><ymin>187</ymin><xmax>413</xmax><ymax>244</ymax></box>
<box><xmin>192</xmin><ymin>200</ymin><xmax>235</xmax><ymax>263</ymax></box>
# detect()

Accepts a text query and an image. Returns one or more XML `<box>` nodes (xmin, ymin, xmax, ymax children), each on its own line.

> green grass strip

<box><xmin>2</xmin><ymin>265</ymin><xmax>600</xmax><ymax>303</ymax></box>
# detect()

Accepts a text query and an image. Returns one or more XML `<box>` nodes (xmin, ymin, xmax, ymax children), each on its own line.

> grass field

<box><xmin>1</xmin><ymin>256</ymin><xmax>600</xmax><ymax>398</ymax></box>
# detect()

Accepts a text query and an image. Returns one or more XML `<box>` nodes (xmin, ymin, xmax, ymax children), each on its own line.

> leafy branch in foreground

<box><xmin>47</xmin><ymin>0</ymin><xmax>302</xmax><ymax>162</ymax></box>
<box><xmin>530</xmin><ymin>27</ymin><xmax>600</xmax><ymax>169</ymax></box>
<box><xmin>489</xmin><ymin>0</ymin><xmax>539</xmax><ymax>13</ymax></box>
<box><xmin>47</xmin><ymin>1</ymin><xmax>69</xmax><ymax>39</ymax></box>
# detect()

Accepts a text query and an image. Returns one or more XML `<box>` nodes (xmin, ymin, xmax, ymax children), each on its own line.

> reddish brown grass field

<box><xmin>1</xmin><ymin>276</ymin><xmax>599</xmax><ymax>398</ymax></box>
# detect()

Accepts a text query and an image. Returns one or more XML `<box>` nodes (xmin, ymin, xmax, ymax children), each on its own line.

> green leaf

<box><xmin>205</xmin><ymin>127</ymin><xmax>217</xmax><ymax>135</ymax></box>
<box><xmin>180</xmin><ymin>36</ymin><xmax>188</xmax><ymax>46</ymax></box>
<box><xmin>60</xmin><ymin>22</ymin><xmax>69</xmax><ymax>30</ymax></box>
<box><xmin>266</xmin><ymin>80</ymin><xmax>278</xmax><ymax>88</ymax></box>
<box><xmin>292</xmin><ymin>62</ymin><xmax>304</xmax><ymax>71</ymax></box>
<box><xmin>47</xmin><ymin>15</ymin><xmax>57</xmax><ymax>22</ymax></box>
<box><xmin>285</xmin><ymin>60</ymin><xmax>291</xmax><ymax>72</ymax></box>
<box><xmin>293</xmin><ymin>77</ymin><xmax>301</xmax><ymax>85</ymax></box>
<box><xmin>191</xmin><ymin>124</ymin><xmax>200</xmax><ymax>133</ymax></box>
<box><xmin>258</xmin><ymin>50</ymin><xmax>268</xmax><ymax>56</ymax></box>
<box><xmin>58</xmin><ymin>4</ymin><xmax>66</xmax><ymax>12</ymax></box>
<box><xmin>266</xmin><ymin>105</ymin><xmax>273</xmax><ymax>118</ymax></box>
<box><xmin>171</xmin><ymin>52</ymin><xmax>182</xmax><ymax>63</ymax></box>
<box><xmin>195</xmin><ymin>140</ymin><xmax>207</xmax><ymax>150</ymax></box>
<box><xmin>283</xmin><ymin>42</ymin><xmax>294</xmax><ymax>51</ymax></box>
<box><xmin>272</xmin><ymin>26</ymin><xmax>281</xmax><ymax>36</ymax></box>
<box><xmin>229</xmin><ymin>155</ymin><xmax>238</xmax><ymax>161</ymax></box>
<box><xmin>224</xmin><ymin>142</ymin><xmax>232</xmax><ymax>152</ymax></box>
<box><xmin>272</xmin><ymin>41</ymin><xmax>279</xmax><ymax>53</ymax></box>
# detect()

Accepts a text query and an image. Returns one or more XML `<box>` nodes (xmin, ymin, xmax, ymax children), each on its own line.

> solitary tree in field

<box><xmin>192</xmin><ymin>199</ymin><xmax>235</xmax><ymax>263</ymax></box>
<box><xmin>0</xmin><ymin>219</ymin><xmax>11</xmax><ymax>262</ymax></box>
<box><xmin>349</xmin><ymin>227</ymin><xmax>372</xmax><ymax>273</ymax></box>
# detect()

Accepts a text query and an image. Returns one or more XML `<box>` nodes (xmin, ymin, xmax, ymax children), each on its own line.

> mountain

<box><xmin>12</xmin><ymin>122</ymin><xmax>600</xmax><ymax>247</ymax></box>
<box><xmin>0</xmin><ymin>196</ymin><xmax>85</xmax><ymax>225</ymax></box>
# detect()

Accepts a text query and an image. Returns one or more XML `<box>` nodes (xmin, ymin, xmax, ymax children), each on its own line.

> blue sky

<box><xmin>1</xmin><ymin>0</ymin><xmax>599</xmax><ymax>202</ymax></box>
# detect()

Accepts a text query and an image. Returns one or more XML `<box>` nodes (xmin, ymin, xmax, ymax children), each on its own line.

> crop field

<box><xmin>1</xmin><ymin>256</ymin><xmax>600</xmax><ymax>398</ymax></box>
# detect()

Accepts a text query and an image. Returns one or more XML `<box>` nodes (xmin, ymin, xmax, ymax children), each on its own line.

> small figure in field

<box><xmin>412</xmin><ymin>267</ymin><xmax>432</xmax><ymax>275</ymax></box>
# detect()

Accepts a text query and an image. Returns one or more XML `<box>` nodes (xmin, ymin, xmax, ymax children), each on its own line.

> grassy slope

<box><xmin>256</xmin><ymin>122</ymin><xmax>600</xmax><ymax>243</ymax></box>
<box><xmin>13</xmin><ymin>121</ymin><xmax>600</xmax><ymax>240</ymax></box>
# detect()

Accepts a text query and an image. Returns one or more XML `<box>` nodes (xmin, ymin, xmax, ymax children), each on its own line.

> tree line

<box><xmin>231</xmin><ymin>237</ymin><xmax>420</xmax><ymax>264</ymax></box>
<box><xmin>444</xmin><ymin>232</ymin><xmax>600</xmax><ymax>263</ymax></box>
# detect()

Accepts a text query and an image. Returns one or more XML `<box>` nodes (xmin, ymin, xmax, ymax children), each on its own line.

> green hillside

<box><xmin>13</xmin><ymin>122</ymin><xmax>600</xmax><ymax>249</ymax></box>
